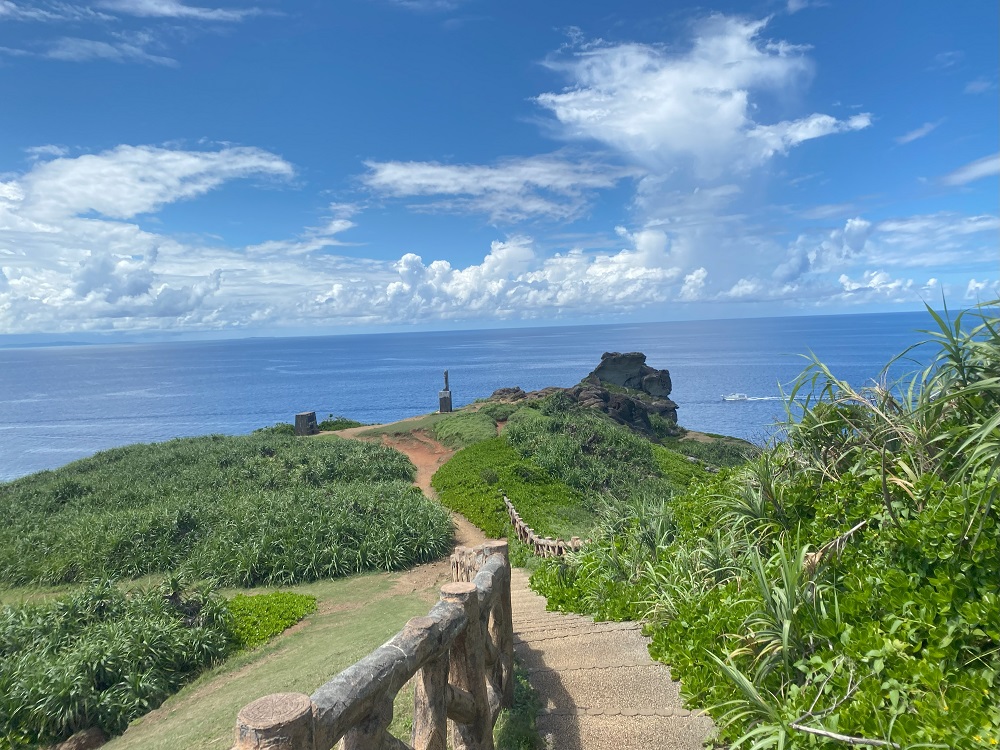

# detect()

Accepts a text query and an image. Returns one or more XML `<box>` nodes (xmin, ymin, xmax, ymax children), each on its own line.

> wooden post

<box><xmin>481</xmin><ymin>541</ymin><xmax>513</xmax><ymax>709</ymax></box>
<box><xmin>411</xmin><ymin>617</ymin><xmax>448</xmax><ymax>750</ymax></box>
<box><xmin>441</xmin><ymin>582</ymin><xmax>493</xmax><ymax>750</ymax></box>
<box><xmin>341</xmin><ymin>692</ymin><xmax>393</xmax><ymax>750</ymax></box>
<box><xmin>234</xmin><ymin>693</ymin><xmax>314</xmax><ymax>750</ymax></box>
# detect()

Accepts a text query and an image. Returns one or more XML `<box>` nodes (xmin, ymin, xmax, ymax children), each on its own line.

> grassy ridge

<box><xmin>0</xmin><ymin>434</ymin><xmax>453</xmax><ymax>586</ymax></box>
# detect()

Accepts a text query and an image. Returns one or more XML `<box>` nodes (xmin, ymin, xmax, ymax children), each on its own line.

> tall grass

<box><xmin>0</xmin><ymin>434</ymin><xmax>453</xmax><ymax>586</ymax></box>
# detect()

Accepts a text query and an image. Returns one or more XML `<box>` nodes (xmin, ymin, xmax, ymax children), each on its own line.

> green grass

<box><xmin>432</xmin><ymin>437</ymin><xmax>590</xmax><ymax>540</ymax></box>
<box><xmin>0</xmin><ymin>434</ymin><xmax>453</xmax><ymax>586</ymax></box>
<box><xmin>360</xmin><ymin>409</ymin><xmax>499</xmax><ymax>449</ymax></box>
<box><xmin>103</xmin><ymin>574</ymin><xmax>429</xmax><ymax>750</ymax></box>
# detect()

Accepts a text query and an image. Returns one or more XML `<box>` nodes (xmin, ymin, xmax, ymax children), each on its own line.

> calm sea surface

<box><xmin>0</xmin><ymin>311</ymin><xmax>935</xmax><ymax>483</ymax></box>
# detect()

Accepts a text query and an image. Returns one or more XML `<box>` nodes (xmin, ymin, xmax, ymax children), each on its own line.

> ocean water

<box><xmin>0</xmin><ymin>311</ymin><xmax>936</xmax><ymax>483</ymax></box>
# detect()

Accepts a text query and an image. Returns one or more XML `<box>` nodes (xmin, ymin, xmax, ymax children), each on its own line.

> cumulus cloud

<box><xmin>942</xmin><ymin>153</ymin><xmax>1000</xmax><ymax>186</ymax></box>
<box><xmin>535</xmin><ymin>16</ymin><xmax>871</xmax><ymax>175</ymax></box>
<box><xmin>363</xmin><ymin>155</ymin><xmax>636</xmax><ymax>222</ymax></box>
<box><xmin>678</xmin><ymin>267</ymin><xmax>707</xmax><ymax>301</ymax></box>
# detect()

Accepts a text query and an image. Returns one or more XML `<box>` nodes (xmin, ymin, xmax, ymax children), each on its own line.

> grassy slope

<box><xmin>105</xmin><ymin>574</ymin><xmax>429</xmax><ymax>750</ymax></box>
<box><xmin>0</xmin><ymin>433</ymin><xmax>452</xmax><ymax>586</ymax></box>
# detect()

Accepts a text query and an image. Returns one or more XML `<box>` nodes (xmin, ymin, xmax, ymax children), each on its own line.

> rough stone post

<box><xmin>441</xmin><ymin>582</ymin><xmax>493</xmax><ymax>750</ymax></box>
<box><xmin>294</xmin><ymin>411</ymin><xmax>318</xmax><ymax>436</ymax></box>
<box><xmin>439</xmin><ymin>370</ymin><xmax>453</xmax><ymax>413</ymax></box>
<box><xmin>411</xmin><ymin>617</ymin><xmax>449</xmax><ymax>750</ymax></box>
<box><xmin>234</xmin><ymin>692</ymin><xmax>314</xmax><ymax>750</ymax></box>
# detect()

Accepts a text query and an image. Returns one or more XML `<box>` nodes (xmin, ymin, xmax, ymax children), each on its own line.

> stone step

<box><xmin>535</xmin><ymin>713</ymin><xmax>715</xmax><ymax>750</ymax></box>
<box><xmin>515</xmin><ymin>629</ymin><xmax>655</xmax><ymax>671</ymax></box>
<box><xmin>529</xmin><ymin>664</ymin><xmax>685</xmax><ymax>712</ymax></box>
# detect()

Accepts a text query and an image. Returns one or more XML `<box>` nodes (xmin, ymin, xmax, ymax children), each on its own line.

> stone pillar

<box><xmin>234</xmin><ymin>693</ymin><xmax>314</xmax><ymax>750</ymax></box>
<box><xmin>294</xmin><ymin>412</ymin><xmax>318</xmax><ymax>436</ymax></box>
<box><xmin>439</xmin><ymin>369</ymin><xmax>453</xmax><ymax>413</ymax></box>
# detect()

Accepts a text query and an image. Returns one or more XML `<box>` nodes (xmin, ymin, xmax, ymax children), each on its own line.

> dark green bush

<box><xmin>0</xmin><ymin>579</ymin><xmax>231</xmax><ymax>748</ymax></box>
<box><xmin>317</xmin><ymin>415</ymin><xmax>366</xmax><ymax>431</ymax></box>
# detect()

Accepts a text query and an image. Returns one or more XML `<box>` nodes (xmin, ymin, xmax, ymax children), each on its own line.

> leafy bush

<box><xmin>0</xmin><ymin>578</ymin><xmax>231</xmax><ymax>748</ymax></box>
<box><xmin>0</xmin><ymin>434</ymin><xmax>453</xmax><ymax>586</ymax></box>
<box><xmin>317</xmin><ymin>415</ymin><xmax>366</xmax><ymax>431</ymax></box>
<box><xmin>253</xmin><ymin>422</ymin><xmax>296</xmax><ymax>435</ymax></box>
<box><xmin>531</xmin><ymin>302</ymin><xmax>1000</xmax><ymax>748</ymax></box>
<box><xmin>227</xmin><ymin>591</ymin><xmax>318</xmax><ymax>649</ymax></box>
<box><xmin>477</xmin><ymin>401</ymin><xmax>522</xmax><ymax>423</ymax></box>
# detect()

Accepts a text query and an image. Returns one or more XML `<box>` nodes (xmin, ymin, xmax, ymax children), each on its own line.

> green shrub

<box><xmin>0</xmin><ymin>435</ymin><xmax>453</xmax><ymax>586</ymax></box>
<box><xmin>477</xmin><ymin>401</ymin><xmax>522</xmax><ymax>422</ymax></box>
<box><xmin>431</xmin><ymin>411</ymin><xmax>499</xmax><ymax>449</ymax></box>
<box><xmin>317</xmin><ymin>415</ymin><xmax>366</xmax><ymax>431</ymax></box>
<box><xmin>530</xmin><ymin>302</ymin><xmax>1000</xmax><ymax>748</ymax></box>
<box><xmin>0</xmin><ymin>578</ymin><xmax>231</xmax><ymax>747</ymax></box>
<box><xmin>253</xmin><ymin>422</ymin><xmax>296</xmax><ymax>435</ymax></box>
<box><xmin>431</xmin><ymin>437</ymin><xmax>589</xmax><ymax>539</ymax></box>
<box><xmin>227</xmin><ymin>591</ymin><xmax>318</xmax><ymax>649</ymax></box>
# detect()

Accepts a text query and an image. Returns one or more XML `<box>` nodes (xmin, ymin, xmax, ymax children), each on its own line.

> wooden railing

<box><xmin>233</xmin><ymin>541</ymin><xmax>513</xmax><ymax>750</ymax></box>
<box><xmin>503</xmin><ymin>496</ymin><xmax>586</xmax><ymax>557</ymax></box>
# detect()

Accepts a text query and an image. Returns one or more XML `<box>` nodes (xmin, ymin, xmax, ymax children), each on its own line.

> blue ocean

<box><xmin>0</xmin><ymin>311</ymin><xmax>936</xmax><ymax>483</ymax></box>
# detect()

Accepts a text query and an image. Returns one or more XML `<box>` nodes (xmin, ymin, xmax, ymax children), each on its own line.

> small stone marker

<box><xmin>294</xmin><ymin>411</ymin><xmax>318</xmax><ymax>435</ymax></box>
<box><xmin>439</xmin><ymin>369</ymin><xmax>453</xmax><ymax>413</ymax></box>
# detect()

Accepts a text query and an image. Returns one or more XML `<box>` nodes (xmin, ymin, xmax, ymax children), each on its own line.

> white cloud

<box><xmin>19</xmin><ymin>144</ymin><xmax>293</xmax><ymax>221</ymax></box>
<box><xmin>96</xmin><ymin>0</ymin><xmax>260</xmax><ymax>22</ymax></box>
<box><xmin>535</xmin><ymin>16</ymin><xmax>871</xmax><ymax>175</ymax></box>
<box><xmin>942</xmin><ymin>153</ymin><xmax>1000</xmax><ymax>186</ymax></box>
<box><xmin>0</xmin><ymin>1</ymin><xmax>111</xmax><ymax>22</ymax></box>
<box><xmin>386</xmin><ymin>0</ymin><xmax>471</xmax><ymax>11</ymax></box>
<box><xmin>678</xmin><ymin>267</ymin><xmax>707</xmax><ymax>301</ymax></box>
<box><xmin>964</xmin><ymin>78</ymin><xmax>996</xmax><ymax>95</ymax></box>
<box><xmin>24</xmin><ymin>144</ymin><xmax>70</xmax><ymax>159</ymax></box>
<box><xmin>895</xmin><ymin>120</ymin><xmax>942</xmax><ymax>145</ymax></box>
<box><xmin>965</xmin><ymin>279</ymin><xmax>995</xmax><ymax>300</ymax></box>
<box><xmin>41</xmin><ymin>35</ymin><xmax>177</xmax><ymax>65</ymax></box>
<box><xmin>363</xmin><ymin>155</ymin><xmax>636</xmax><ymax>222</ymax></box>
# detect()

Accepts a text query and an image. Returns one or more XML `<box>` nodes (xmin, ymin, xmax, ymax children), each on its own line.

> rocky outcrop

<box><xmin>487</xmin><ymin>352</ymin><xmax>678</xmax><ymax>436</ymax></box>
<box><xmin>589</xmin><ymin>352</ymin><xmax>673</xmax><ymax>398</ymax></box>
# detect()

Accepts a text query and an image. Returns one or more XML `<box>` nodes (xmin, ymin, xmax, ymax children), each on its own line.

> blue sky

<box><xmin>0</xmin><ymin>0</ymin><xmax>997</xmax><ymax>336</ymax></box>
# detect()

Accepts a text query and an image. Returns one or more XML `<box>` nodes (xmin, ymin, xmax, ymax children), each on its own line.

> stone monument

<box><xmin>439</xmin><ymin>370</ymin><xmax>453</xmax><ymax>413</ymax></box>
<box><xmin>294</xmin><ymin>411</ymin><xmax>319</xmax><ymax>435</ymax></box>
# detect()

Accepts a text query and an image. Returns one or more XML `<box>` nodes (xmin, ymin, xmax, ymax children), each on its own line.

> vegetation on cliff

<box><xmin>531</xmin><ymin>303</ymin><xmax>1000</xmax><ymax>748</ymax></box>
<box><xmin>0</xmin><ymin>433</ymin><xmax>453</xmax><ymax>586</ymax></box>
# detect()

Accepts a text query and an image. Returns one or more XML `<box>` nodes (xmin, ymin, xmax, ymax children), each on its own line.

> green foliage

<box><xmin>430</xmin><ymin>410</ymin><xmax>500</xmax><ymax>449</ymax></box>
<box><xmin>253</xmin><ymin>422</ymin><xmax>296</xmax><ymax>435</ymax></box>
<box><xmin>0</xmin><ymin>434</ymin><xmax>453</xmax><ymax>586</ymax></box>
<box><xmin>530</xmin><ymin>302</ymin><xmax>1000</xmax><ymax>748</ymax></box>
<box><xmin>226</xmin><ymin>591</ymin><xmax>318</xmax><ymax>649</ymax></box>
<box><xmin>477</xmin><ymin>401</ymin><xmax>522</xmax><ymax>423</ymax></box>
<box><xmin>493</xmin><ymin>663</ymin><xmax>544</xmax><ymax>749</ymax></box>
<box><xmin>660</xmin><ymin>433</ymin><xmax>754</xmax><ymax>468</ymax></box>
<box><xmin>431</xmin><ymin>437</ymin><xmax>588</xmax><ymax>539</ymax></box>
<box><xmin>0</xmin><ymin>578</ymin><xmax>231</xmax><ymax>747</ymax></box>
<box><xmin>317</xmin><ymin>415</ymin><xmax>366</xmax><ymax>431</ymax></box>
<box><xmin>504</xmin><ymin>401</ymin><xmax>662</xmax><ymax>496</ymax></box>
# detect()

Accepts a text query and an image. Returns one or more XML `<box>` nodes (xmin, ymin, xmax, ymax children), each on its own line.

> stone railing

<box><xmin>233</xmin><ymin>541</ymin><xmax>513</xmax><ymax>750</ymax></box>
<box><xmin>503</xmin><ymin>496</ymin><xmax>585</xmax><ymax>557</ymax></box>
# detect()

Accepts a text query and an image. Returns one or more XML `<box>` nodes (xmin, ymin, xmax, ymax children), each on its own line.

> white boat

<box><xmin>722</xmin><ymin>393</ymin><xmax>748</xmax><ymax>401</ymax></box>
